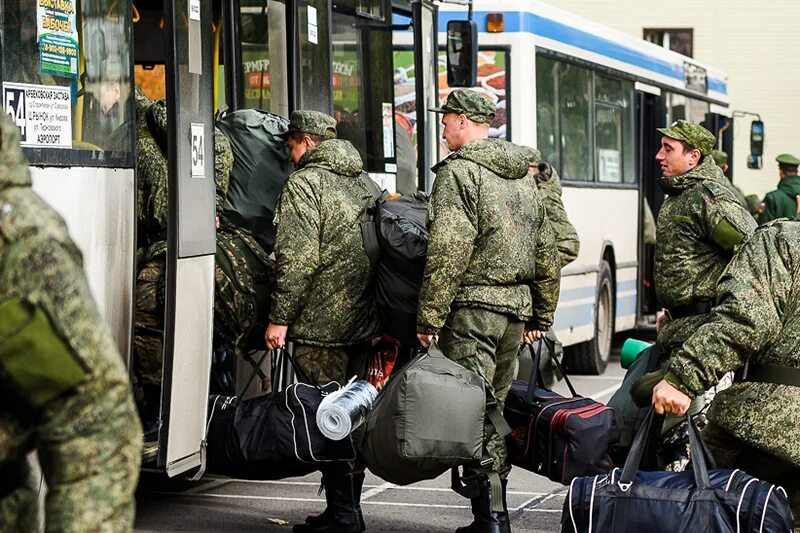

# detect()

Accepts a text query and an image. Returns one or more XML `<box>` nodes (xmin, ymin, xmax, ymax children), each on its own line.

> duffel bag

<box><xmin>360</xmin><ymin>344</ymin><xmax>487</xmax><ymax>485</ymax></box>
<box><xmin>206</xmin><ymin>349</ymin><xmax>356</xmax><ymax>480</ymax></box>
<box><xmin>505</xmin><ymin>340</ymin><xmax>614</xmax><ymax>485</ymax></box>
<box><xmin>562</xmin><ymin>408</ymin><xmax>795</xmax><ymax>533</ymax></box>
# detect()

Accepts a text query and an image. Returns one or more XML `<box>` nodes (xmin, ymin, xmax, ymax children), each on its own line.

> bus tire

<box><xmin>565</xmin><ymin>260</ymin><xmax>614</xmax><ymax>375</ymax></box>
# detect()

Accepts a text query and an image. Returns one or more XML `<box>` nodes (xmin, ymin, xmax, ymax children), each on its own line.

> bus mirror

<box><xmin>750</xmin><ymin>120</ymin><xmax>764</xmax><ymax>157</ymax></box>
<box><xmin>746</xmin><ymin>155</ymin><xmax>763</xmax><ymax>170</ymax></box>
<box><xmin>446</xmin><ymin>20</ymin><xmax>477</xmax><ymax>87</ymax></box>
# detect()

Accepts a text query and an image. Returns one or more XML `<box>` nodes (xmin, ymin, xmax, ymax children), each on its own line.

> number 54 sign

<box><xmin>190</xmin><ymin>122</ymin><xmax>205</xmax><ymax>178</ymax></box>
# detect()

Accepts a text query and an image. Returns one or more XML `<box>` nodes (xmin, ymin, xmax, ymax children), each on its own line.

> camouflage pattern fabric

<box><xmin>534</xmin><ymin>163</ymin><xmax>580</xmax><ymax>267</ymax></box>
<box><xmin>657</xmin><ymin>120</ymin><xmax>715</xmax><ymax>156</ymax></box>
<box><xmin>134</xmin><ymin>87</ymin><xmax>233</xmax><ymax>247</ymax></box>
<box><xmin>665</xmin><ymin>219</ymin><xmax>800</xmax><ymax>467</ymax></box>
<box><xmin>438</xmin><ymin>308</ymin><xmax>524</xmax><ymax>479</ymax></box>
<box><xmin>270</xmin><ymin>139</ymin><xmax>380</xmax><ymax>347</ymax></box>
<box><xmin>654</xmin><ymin>155</ymin><xmax>756</xmax><ymax>353</ymax></box>
<box><xmin>292</xmin><ymin>343</ymin><xmax>369</xmax><ymax>386</ymax></box>
<box><xmin>430</xmin><ymin>89</ymin><xmax>495</xmax><ymax>124</ymax></box>
<box><xmin>701</xmin><ymin>422</ymin><xmax>800</xmax><ymax>527</ymax></box>
<box><xmin>721</xmin><ymin>178</ymin><xmax>749</xmax><ymax>210</ymax></box>
<box><xmin>416</xmin><ymin>138</ymin><xmax>561</xmax><ymax>333</ymax></box>
<box><xmin>0</xmin><ymin>113</ymin><xmax>141</xmax><ymax>531</ymax></box>
<box><xmin>133</xmin><ymin>228</ymin><xmax>275</xmax><ymax>386</ymax></box>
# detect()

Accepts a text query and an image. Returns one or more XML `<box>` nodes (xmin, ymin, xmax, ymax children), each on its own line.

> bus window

<box><xmin>595</xmin><ymin>76</ymin><xmax>634</xmax><ymax>184</ymax></box>
<box><xmin>536</xmin><ymin>55</ymin><xmax>559</xmax><ymax>169</ymax></box>
<box><xmin>667</xmin><ymin>93</ymin><xmax>709</xmax><ymax>125</ymax></box>
<box><xmin>558</xmin><ymin>62</ymin><xmax>592</xmax><ymax>181</ymax></box>
<box><xmin>332</xmin><ymin>13</ymin><xmax>367</xmax><ymax>160</ymax></box>
<box><xmin>298</xmin><ymin>0</ymin><xmax>332</xmax><ymax>112</ymax></box>
<box><xmin>239</xmin><ymin>0</ymin><xmax>289</xmax><ymax>114</ymax></box>
<box><xmin>1</xmin><ymin>0</ymin><xmax>135</xmax><ymax>166</ymax></box>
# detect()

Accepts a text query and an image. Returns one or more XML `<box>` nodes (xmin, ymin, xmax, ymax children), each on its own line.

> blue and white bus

<box><xmin>404</xmin><ymin>0</ymin><xmax>735</xmax><ymax>374</ymax></box>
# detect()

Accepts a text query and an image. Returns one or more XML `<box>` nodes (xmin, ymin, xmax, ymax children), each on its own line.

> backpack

<box><xmin>216</xmin><ymin>109</ymin><xmax>294</xmax><ymax>253</ymax></box>
<box><xmin>360</xmin><ymin>189</ymin><xmax>429</xmax><ymax>346</ymax></box>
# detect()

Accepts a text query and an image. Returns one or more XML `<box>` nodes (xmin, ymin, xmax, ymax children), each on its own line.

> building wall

<box><xmin>551</xmin><ymin>0</ymin><xmax>800</xmax><ymax>199</ymax></box>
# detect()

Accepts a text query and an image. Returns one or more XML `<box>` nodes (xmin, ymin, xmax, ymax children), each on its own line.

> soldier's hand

<box><xmin>416</xmin><ymin>333</ymin><xmax>435</xmax><ymax>348</ymax></box>
<box><xmin>652</xmin><ymin>379</ymin><xmax>691</xmax><ymax>416</ymax></box>
<box><xmin>265</xmin><ymin>323</ymin><xmax>289</xmax><ymax>351</ymax></box>
<box><xmin>656</xmin><ymin>310</ymin><xmax>668</xmax><ymax>333</ymax></box>
<box><xmin>522</xmin><ymin>330</ymin><xmax>544</xmax><ymax>344</ymax></box>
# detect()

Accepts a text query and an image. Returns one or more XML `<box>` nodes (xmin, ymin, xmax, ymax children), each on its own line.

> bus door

<box><xmin>634</xmin><ymin>85</ymin><xmax>666</xmax><ymax>319</ymax></box>
<box><xmin>158</xmin><ymin>0</ymin><xmax>217</xmax><ymax>476</ymax></box>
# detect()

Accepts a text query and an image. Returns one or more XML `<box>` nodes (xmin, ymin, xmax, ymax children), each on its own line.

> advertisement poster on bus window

<box><xmin>37</xmin><ymin>0</ymin><xmax>80</xmax><ymax>79</ymax></box>
<box><xmin>3</xmin><ymin>82</ymin><xmax>73</xmax><ymax>149</ymax></box>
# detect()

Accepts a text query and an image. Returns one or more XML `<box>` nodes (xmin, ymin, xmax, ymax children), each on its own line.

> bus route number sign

<box><xmin>190</xmin><ymin>122</ymin><xmax>205</xmax><ymax>178</ymax></box>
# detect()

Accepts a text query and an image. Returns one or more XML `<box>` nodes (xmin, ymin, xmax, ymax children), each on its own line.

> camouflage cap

<box><xmin>711</xmin><ymin>149</ymin><xmax>728</xmax><ymax>168</ymax></box>
<box><xmin>657</xmin><ymin>120</ymin><xmax>715</xmax><ymax>156</ymax></box>
<box><xmin>429</xmin><ymin>89</ymin><xmax>495</xmax><ymax>124</ymax></box>
<box><xmin>282</xmin><ymin>110</ymin><xmax>337</xmax><ymax>139</ymax></box>
<box><xmin>519</xmin><ymin>146</ymin><xmax>542</xmax><ymax>166</ymax></box>
<box><xmin>776</xmin><ymin>153</ymin><xmax>800</xmax><ymax>167</ymax></box>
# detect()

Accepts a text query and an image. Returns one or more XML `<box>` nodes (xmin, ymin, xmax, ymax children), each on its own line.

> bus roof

<box><xmin>436</xmin><ymin>0</ymin><xmax>729</xmax><ymax>103</ymax></box>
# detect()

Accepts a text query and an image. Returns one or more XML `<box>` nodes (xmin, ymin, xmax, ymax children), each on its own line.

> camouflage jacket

<box><xmin>270</xmin><ymin>139</ymin><xmax>380</xmax><ymax>346</ymax></box>
<box><xmin>0</xmin><ymin>114</ymin><xmax>141</xmax><ymax>530</ymax></box>
<box><xmin>417</xmin><ymin>139</ymin><xmax>561</xmax><ymax>332</ymax></box>
<box><xmin>655</xmin><ymin>156</ymin><xmax>756</xmax><ymax>351</ymax></box>
<box><xmin>535</xmin><ymin>163</ymin><xmax>580</xmax><ymax>267</ymax></box>
<box><xmin>666</xmin><ymin>219</ymin><xmax>800</xmax><ymax>466</ymax></box>
<box><xmin>135</xmin><ymin>90</ymin><xmax>233</xmax><ymax>249</ymax></box>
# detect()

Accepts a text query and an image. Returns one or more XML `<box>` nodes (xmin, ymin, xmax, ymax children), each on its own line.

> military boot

<box><xmin>293</xmin><ymin>472</ymin><xmax>363</xmax><ymax>533</ymax></box>
<box><xmin>455</xmin><ymin>478</ymin><xmax>511</xmax><ymax>533</ymax></box>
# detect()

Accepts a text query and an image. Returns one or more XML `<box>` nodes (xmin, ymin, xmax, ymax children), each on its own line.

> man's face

<box><xmin>99</xmin><ymin>82</ymin><xmax>120</xmax><ymax>114</ymax></box>
<box><xmin>287</xmin><ymin>134</ymin><xmax>312</xmax><ymax>167</ymax></box>
<box><xmin>441</xmin><ymin>113</ymin><xmax>467</xmax><ymax>151</ymax></box>
<box><xmin>656</xmin><ymin>137</ymin><xmax>700</xmax><ymax>177</ymax></box>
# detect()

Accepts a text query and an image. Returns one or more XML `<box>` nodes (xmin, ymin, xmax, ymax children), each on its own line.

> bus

<box><xmin>1</xmin><ymin>0</ymin><xmax>440</xmax><ymax>477</ymax></box>
<box><xmin>420</xmin><ymin>0</ymin><xmax>736</xmax><ymax>374</ymax></box>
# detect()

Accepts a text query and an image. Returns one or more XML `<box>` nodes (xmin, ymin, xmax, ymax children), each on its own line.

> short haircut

<box><xmin>289</xmin><ymin>131</ymin><xmax>325</xmax><ymax>145</ymax></box>
<box><xmin>779</xmin><ymin>164</ymin><xmax>799</xmax><ymax>174</ymax></box>
<box><xmin>678</xmin><ymin>140</ymin><xmax>696</xmax><ymax>154</ymax></box>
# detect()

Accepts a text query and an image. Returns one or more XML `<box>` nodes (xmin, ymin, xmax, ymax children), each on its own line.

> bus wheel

<box><xmin>565</xmin><ymin>261</ymin><xmax>614</xmax><ymax>375</ymax></box>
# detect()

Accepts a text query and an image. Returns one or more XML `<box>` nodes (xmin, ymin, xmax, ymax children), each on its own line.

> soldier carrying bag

<box><xmin>562</xmin><ymin>408</ymin><xmax>795</xmax><ymax>532</ymax></box>
<box><xmin>505</xmin><ymin>340</ymin><xmax>614</xmax><ymax>485</ymax></box>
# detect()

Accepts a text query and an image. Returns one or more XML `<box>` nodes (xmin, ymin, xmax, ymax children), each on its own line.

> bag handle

<box><xmin>524</xmin><ymin>337</ymin><xmax>578</xmax><ymax>400</ymax></box>
<box><xmin>619</xmin><ymin>407</ymin><xmax>712</xmax><ymax>489</ymax></box>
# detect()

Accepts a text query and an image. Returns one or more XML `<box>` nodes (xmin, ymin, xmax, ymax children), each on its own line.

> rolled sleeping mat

<box><xmin>316</xmin><ymin>379</ymin><xmax>378</xmax><ymax>441</ymax></box>
<box><xmin>620</xmin><ymin>338</ymin><xmax>653</xmax><ymax>369</ymax></box>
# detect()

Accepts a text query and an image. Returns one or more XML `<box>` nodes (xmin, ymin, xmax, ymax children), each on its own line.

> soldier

<box><xmin>653</xmin><ymin>218</ymin><xmax>800</xmax><ymax>526</ymax></box>
<box><xmin>757</xmin><ymin>153</ymin><xmax>800</xmax><ymax>224</ymax></box>
<box><xmin>711</xmin><ymin>149</ymin><xmax>749</xmax><ymax>209</ymax></box>
<box><xmin>264</xmin><ymin>110</ymin><xmax>380</xmax><ymax>533</ymax></box>
<box><xmin>417</xmin><ymin>90</ymin><xmax>561</xmax><ymax>533</ymax></box>
<box><xmin>0</xmin><ymin>113</ymin><xmax>142</xmax><ymax>529</ymax></box>
<box><xmin>653</xmin><ymin>120</ymin><xmax>756</xmax><ymax>361</ymax></box>
<box><xmin>519</xmin><ymin>147</ymin><xmax>579</xmax><ymax>268</ymax></box>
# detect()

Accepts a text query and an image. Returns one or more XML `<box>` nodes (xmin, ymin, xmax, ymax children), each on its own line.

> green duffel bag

<box><xmin>360</xmin><ymin>344</ymin><xmax>486</xmax><ymax>485</ymax></box>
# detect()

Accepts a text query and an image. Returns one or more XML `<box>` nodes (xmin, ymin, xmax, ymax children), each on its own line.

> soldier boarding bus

<box><xmin>0</xmin><ymin>0</ymin><xmax>440</xmax><ymax>477</ymax></box>
<box><xmin>403</xmin><ymin>0</ymin><xmax>741</xmax><ymax>374</ymax></box>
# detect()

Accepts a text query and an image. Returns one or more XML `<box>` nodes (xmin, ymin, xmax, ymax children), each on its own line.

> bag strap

<box><xmin>542</xmin><ymin>336</ymin><xmax>578</xmax><ymax>397</ymax></box>
<box><xmin>524</xmin><ymin>338</ymin><xmax>578</xmax><ymax>399</ymax></box>
<box><xmin>360</xmin><ymin>217</ymin><xmax>380</xmax><ymax>268</ymax></box>
<box><xmin>235</xmin><ymin>349</ymin><xmax>272</xmax><ymax>405</ymax></box>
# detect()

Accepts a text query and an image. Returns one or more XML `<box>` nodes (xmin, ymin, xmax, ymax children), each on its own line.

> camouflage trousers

<box><xmin>703</xmin><ymin>421</ymin><xmax>800</xmax><ymax>528</ymax></box>
<box><xmin>438</xmin><ymin>307</ymin><xmax>524</xmax><ymax>480</ymax></box>
<box><xmin>133</xmin><ymin>254</ymin><xmax>166</xmax><ymax>387</ymax></box>
<box><xmin>0</xmin><ymin>459</ymin><xmax>38</xmax><ymax>533</ymax></box>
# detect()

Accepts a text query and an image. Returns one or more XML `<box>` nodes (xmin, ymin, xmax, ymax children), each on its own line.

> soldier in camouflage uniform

<box><xmin>264</xmin><ymin>111</ymin><xmax>379</xmax><ymax>533</ymax></box>
<box><xmin>417</xmin><ymin>91</ymin><xmax>561</xmax><ymax>533</ymax></box>
<box><xmin>653</xmin><ymin>121</ymin><xmax>756</xmax><ymax>359</ymax></box>
<box><xmin>710</xmin><ymin>149</ymin><xmax>749</xmax><ymax>209</ymax></box>
<box><xmin>653</xmin><ymin>218</ymin><xmax>800</xmax><ymax>526</ymax></box>
<box><xmin>0</xmin><ymin>113</ymin><xmax>141</xmax><ymax>530</ymax></box>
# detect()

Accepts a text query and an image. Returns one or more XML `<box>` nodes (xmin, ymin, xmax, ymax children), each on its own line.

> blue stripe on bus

<box><xmin>559</xmin><ymin>278</ymin><xmax>637</xmax><ymax>303</ymax></box>
<box><xmin>554</xmin><ymin>294</ymin><xmax>637</xmax><ymax>327</ymax></box>
<box><xmin>435</xmin><ymin>11</ymin><xmax>728</xmax><ymax>96</ymax></box>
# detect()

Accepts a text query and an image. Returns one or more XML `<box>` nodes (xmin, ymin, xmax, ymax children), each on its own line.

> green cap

<box><xmin>519</xmin><ymin>146</ymin><xmax>542</xmax><ymax>166</ymax></box>
<box><xmin>282</xmin><ymin>110</ymin><xmax>337</xmax><ymax>139</ymax></box>
<box><xmin>657</xmin><ymin>120</ymin><xmax>715</xmax><ymax>156</ymax></box>
<box><xmin>711</xmin><ymin>149</ymin><xmax>728</xmax><ymax>168</ymax></box>
<box><xmin>776</xmin><ymin>153</ymin><xmax>800</xmax><ymax>167</ymax></box>
<box><xmin>429</xmin><ymin>89</ymin><xmax>495</xmax><ymax>124</ymax></box>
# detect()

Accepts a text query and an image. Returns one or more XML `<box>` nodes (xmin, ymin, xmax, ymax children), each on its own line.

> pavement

<box><xmin>135</xmin><ymin>343</ymin><xmax>630</xmax><ymax>533</ymax></box>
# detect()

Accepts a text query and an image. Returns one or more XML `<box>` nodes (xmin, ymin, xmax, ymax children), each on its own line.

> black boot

<box><xmin>455</xmin><ymin>478</ymin><xmax>511</xmax><ymax>533</ymax></box>
<box><xmin>293</xmin><ymin>472</ymin><xmax>364</xmax><ymax>533</ymax></box>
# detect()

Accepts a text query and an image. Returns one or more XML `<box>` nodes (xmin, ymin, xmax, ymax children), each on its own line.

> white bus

<box><xmin>422</xmin><ymin>0</ymin><xmax>735</xmax><ymax>374</ymax></box>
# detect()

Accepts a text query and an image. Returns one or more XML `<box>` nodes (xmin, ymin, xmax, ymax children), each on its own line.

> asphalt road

<box><xmin>135</xmin><ymin>344</ymin><xmax>630</xmax><ymax>533</ymax></box>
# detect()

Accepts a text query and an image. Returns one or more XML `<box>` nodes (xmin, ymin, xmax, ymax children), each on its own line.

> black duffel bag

<box><xmin>505</xmin><ymin>340</ymin><xmax>614</xmax><ymax>485</ymax></box>
<box><xmin>206</xmin><ymin>349</ymin><xmax>356</xmax><ymax>480</ymax></box>
<box><xmin>562</xmin><ymin>408</ymin><xmax>795</xmax><ymax>532</ymax></box>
